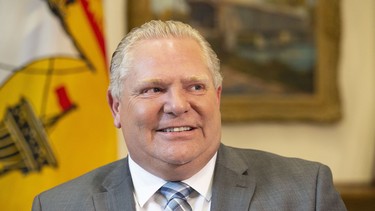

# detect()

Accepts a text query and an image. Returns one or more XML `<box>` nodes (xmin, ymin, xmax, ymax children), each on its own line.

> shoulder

<box><xmin>218</xmin><ymin>144</ymin><xmax>328</xmax><ymax>181</ymax></box>
<box><xmin>34</xmin><ymin>158</ymin><xmax>129</xmax><ymax>209</ymax></box>
<box><xmin>220</xmin><ymin>144</ymin><xmax>322</xmax><ymax>166</ymax></box>
<box><xmin>47</xmin><ymin>158</ymin><xmax>128</xmax><ymax>193</ymax></box>
<box><xmin>216</xmin><ymin>145</ymin><xmax>346</xmax><ymax>210</ymax></box>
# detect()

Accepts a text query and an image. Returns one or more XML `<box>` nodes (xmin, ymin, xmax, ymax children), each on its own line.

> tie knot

<box><xmin>160</xmin><ymin>181</ymin><xmax>193</xmax><ymax>201</ymax></box>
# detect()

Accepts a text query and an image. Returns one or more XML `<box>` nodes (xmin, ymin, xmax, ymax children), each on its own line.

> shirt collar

<box><xmin>128</xmin><ymin>153</ymin><xmax>217</xmax><ymax>207</ymax></box>
<box><xmin>128</xmin><ymin>156</ymin><xmax>166</xmax><ymax>207</ymax></box>
<box><xmin>183</xmin><ymin>153</ymin><xmax>217</xmax><ymax>201</ymax></box>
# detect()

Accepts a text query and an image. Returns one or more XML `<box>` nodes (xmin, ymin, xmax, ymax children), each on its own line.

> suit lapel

<box><xmin>91</xmin><ymin>146</ymin><xmax>256</xmax><ymax>210</ymax></box>
<box><xmin>211</xmin><ymin>144</ymin><xmax>256</xmax><ymax>211</ymax></box>
<box><xmin>93</xmin><ymin>192</ymin><xmax>109</xmax><ymax>211</ymax></box>
<box><xmin>92</xmin><ymin>157</ymin><xmax>136</xmax><ymax>211</ymax></box>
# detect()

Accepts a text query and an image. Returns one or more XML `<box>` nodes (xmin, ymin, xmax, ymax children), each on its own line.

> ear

<box><xmin>216</xmin><ymin>86</ymin><xmax>222</xmax><ymax>105</ymax></box>
<box><xmin>107</xmin><ymin>90</ymin><xmax>122</xmax><ymax>128</ymax></box>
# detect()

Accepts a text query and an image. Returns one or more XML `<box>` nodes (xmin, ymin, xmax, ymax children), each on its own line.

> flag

<box><xmin>0</xmin><ymin>0</ymin><xmax>117</xmax><ymax>210</ymax></box>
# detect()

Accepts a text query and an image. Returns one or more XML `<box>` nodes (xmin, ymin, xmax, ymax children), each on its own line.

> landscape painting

<box><xmin>128</xmin><ymin>0</ymin><xmax>341</xmax><ymax>122</ymax></box>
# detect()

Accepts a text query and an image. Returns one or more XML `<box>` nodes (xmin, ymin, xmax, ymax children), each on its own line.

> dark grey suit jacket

<box><xmin>32</xmin><ymin>144</ymin><xmax>347</xmax><ymax>210</ymax></box>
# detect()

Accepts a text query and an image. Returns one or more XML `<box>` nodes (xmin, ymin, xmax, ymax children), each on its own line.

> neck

<box><xmin>133</xmin><ymin>150</ymin><xmax>217</xmax><ymax>181</ymax></box>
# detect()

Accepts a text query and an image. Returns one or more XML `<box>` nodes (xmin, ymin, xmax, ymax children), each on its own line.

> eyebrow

<box><xmin>138</xmin><ymin>78</ymin><xmax>165</xmax><ymax>85</ymax></box>
<box><xmin>182</xmin><ymin>75</ymin><xmax>210</xmax><ymax>84</ymax></box>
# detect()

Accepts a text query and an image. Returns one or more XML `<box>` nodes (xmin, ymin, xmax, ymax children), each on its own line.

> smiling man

<box><xmin>109</xmin><ymin>35</ymin><xmax>222</xmax><ymax>182</ymax></box>
<box><xmin>33</xmin><ymin>20</ymin><xmax>346</xmax><ymax>211</ymax></box>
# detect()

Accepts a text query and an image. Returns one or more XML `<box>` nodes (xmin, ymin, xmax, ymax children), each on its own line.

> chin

<box><xmin>161</xmin><ymin>152</ymin><xmax>196</xmax><ymax>166</ymax></box>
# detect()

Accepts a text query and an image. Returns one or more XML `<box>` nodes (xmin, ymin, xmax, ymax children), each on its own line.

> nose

<box><xmin>163</xmin><ymin>89</ymin><xmax>190</xmax><ymax>116</ymax></box>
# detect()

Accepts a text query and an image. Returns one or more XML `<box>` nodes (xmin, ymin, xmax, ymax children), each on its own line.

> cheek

<box><xmin>199</xmin><ymin>96</ymin><xmax>222</xmax><ymax>133</ymax></box>
<box><xmin>122</xmin><ymin>101</ymin><xmax>161</xmax><ymax>149</ymax></box>
<box><xmin>196</xmin><ymin>94</ymin><xmax>221</xmax><ymax>116</ymax></box>
<box><xmin>123</xmin><ymin>99</ymin><xmax>161</xmax><ymax>128</ymax></box>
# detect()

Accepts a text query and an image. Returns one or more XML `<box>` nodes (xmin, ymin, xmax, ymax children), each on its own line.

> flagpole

<box><xmin>40</xmin><ymin>58</ymin><xmax>55</xmax><ymax>119</ymax></box>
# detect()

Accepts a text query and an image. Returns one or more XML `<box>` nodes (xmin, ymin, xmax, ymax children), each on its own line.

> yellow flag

<box><xmin>0</xmin><ymin>0</ymin><xmax>117</xmax><ymax>210</ymax></box>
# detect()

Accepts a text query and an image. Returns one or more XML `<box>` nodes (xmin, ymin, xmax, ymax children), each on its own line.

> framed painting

<box><xmin>127</xmin><ymin>0</ymin><xmax>341</xmax><ymax>122</ymax></box>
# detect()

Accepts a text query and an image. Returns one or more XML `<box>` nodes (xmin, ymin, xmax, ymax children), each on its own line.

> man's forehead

<box><xmin>133</xmin><ymin>37</ymin><xmax>203</xmax><ymax>56</ymax></box>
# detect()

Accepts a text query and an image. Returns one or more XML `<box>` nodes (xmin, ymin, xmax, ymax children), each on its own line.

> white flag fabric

<box><xmin>0</xmin><ymin>0</ymin><xmax>80</xmax><ymax>86</ymax></box>
<box><xmin>0</xmin><ymin>1</ymin><xmax>117</xmax><ymax>210</ymax></box>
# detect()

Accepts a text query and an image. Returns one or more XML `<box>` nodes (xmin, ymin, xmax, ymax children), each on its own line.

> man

<box><xmin>32</xmin><ymin>20</ymin><xmax>346</xmax><ymax>210</ymax></box>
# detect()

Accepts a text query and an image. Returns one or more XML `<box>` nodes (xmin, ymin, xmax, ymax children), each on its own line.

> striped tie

<box><xmin>160</xmin><ymin>181</ymin><xmax>193</xmax><ymax>211</ymax></box>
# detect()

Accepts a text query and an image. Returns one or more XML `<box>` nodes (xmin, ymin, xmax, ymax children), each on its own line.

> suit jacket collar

<box><xmin>211</xmin><ymin>144</ymin><xmax>256</xmax><ymax>210</ymax></box>
<box><xmin>93</xmin><ymin>157</ymin><xmax>136</xmax><ymax>211</ymax></box>
<box><xmin>91</xmin><ymin>144</ymin><xmax>256</xmax><ymax>211</ymax></box>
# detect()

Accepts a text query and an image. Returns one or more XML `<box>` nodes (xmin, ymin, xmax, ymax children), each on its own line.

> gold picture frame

<box><xmin>127</xmin><ymin>0</ymin><xmax>341</xmax><ymax>122</ymax></box>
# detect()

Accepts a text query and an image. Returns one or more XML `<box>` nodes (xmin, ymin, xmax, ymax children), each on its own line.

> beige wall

<box><xmin>104</xmin><ymin>0</ymin><xmax>375</xmax><ymax>183</ymax></box>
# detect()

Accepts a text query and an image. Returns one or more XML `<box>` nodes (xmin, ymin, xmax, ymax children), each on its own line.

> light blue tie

<box><xmin>160</xmin><ymin>182</ymin><xmax>193</xmax><ymax>211</ymax></box>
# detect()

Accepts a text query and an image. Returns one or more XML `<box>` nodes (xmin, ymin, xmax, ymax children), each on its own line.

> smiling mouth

<box><xmin>157</xmin><ymin>126</ymin><xmax>194</xmax><ymax>132</ymax></box>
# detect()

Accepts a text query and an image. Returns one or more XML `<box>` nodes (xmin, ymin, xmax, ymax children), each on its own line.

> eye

<box><xmin>142</xmin><ymin>87</ymin><xmax>163</xmax><ymax>95</ymax></box>
<box><xmin>190</xmin><ymin>84</ymin><xmax>205</xmax><ymax>92</ymax></box>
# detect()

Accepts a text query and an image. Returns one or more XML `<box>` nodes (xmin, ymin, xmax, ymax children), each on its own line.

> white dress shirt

<box><xmin>128</xmin><ymin>153</ymin><xmax>217</xmax><ymax>211</ymax></box>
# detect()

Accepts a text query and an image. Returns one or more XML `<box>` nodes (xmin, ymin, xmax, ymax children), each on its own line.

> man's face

<box><xmin>108</xmin><ymin>38</ymin><xmax>222</xmax><ymax>179</ymax></box>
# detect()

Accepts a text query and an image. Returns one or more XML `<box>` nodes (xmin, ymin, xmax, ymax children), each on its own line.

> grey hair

<box><xmin>109</xmin><ymin>20</ymin><xmax>222</xmax><ymax>99</ymax></box>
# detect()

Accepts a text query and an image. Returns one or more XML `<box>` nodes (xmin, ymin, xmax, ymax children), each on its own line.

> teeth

<box><xmin>162</xmin><ymin>127</ymin><xmax>192</xmax><ymax>132</ymax></box>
